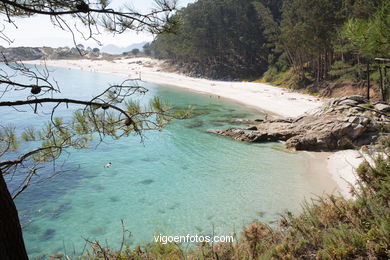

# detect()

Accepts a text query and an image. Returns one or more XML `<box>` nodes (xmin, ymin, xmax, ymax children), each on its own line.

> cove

<box><xmin>2</xmin><ymin>65</ymin><xmax>338</xmax><ymax>258</ymax></box>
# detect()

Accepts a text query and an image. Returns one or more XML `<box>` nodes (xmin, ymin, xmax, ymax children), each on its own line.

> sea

<box><xmin>1</xmin><ymin>64</ymin><xmax>338</xmax><ymax>258</ymax></box>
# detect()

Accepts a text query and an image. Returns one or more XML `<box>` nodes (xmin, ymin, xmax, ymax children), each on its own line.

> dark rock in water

<box><xmin>211</xmin><ymin>119</ymin><xmax>257</xmax><ymax>125</ymax></box>
<box><xmin>109</xmin><ymin>196</ymin><xmax>120</xmax><ymax>202</ymax></box>
<box><xmin>209</xmin><ymin>121</ymin><xmax>225</xmax><ymax>127</ymax></box>
<box><xmin>137</xmin><ymin>179</ymin><xmax>154</xmax><ymax>185</ymax></box>
<box><xmin>138</xmin><ymin>197</ymin><xmax>147</xmax><ymax>204</ymax></box>
<box><xmin>220</xmin><ymin>113</ymin><xmax>251</xmax><ymax>119</ymax></box>
<box><xmin>82</xmin><ymin>200</ymin><xmax>95</xmax><ymax>208</ymax></box>
<box><xmin>49</xmin><ymin>202</ymin><xmax>72</xmax><ymax>219</ymax></box>
<box><xmin>195</xmin><ymin>226</ymin><xmax>203</xmax><ymax>232</ymax></box>
<box><xmin>168</xmin><ymin>202</ymin><xmax>180</xmax><ymax>210</ymax></box>
<box><xmin>40</xmin><ymin>229</ymin><xmax>56</xmax><ymax>241</ymax></box>
<box><xmin>24</xmin><ymin>223</ymin><xmax>40</xmax><ymax>235</ymax></box>
<box><xmin>256</xmin><ymin>211</ymin><xmax>266</xmax><ymax>217</ymax></box>
<box><xmin>141</xmin><ymin>157</ymin><xmax>159</xmax><ymax>162</ymax></box>
<box><xmin>185</xmin><ymin>120</ymin><xmax>204</xmax><ymax>128</ymax></box>
<box><xmin>189</xmin><ymin>111</ymin><xmax>210</xmax><ymax>118</ymax></box>
<box><xmin>91</xmin><ymin>184</ymin><xmax>105</xmax><ymax>191</ymax></box>
<box><xmin>206</xmin><ymin>96</ymin><xmax>390</xmax><ymax>151</ymax></box>
<box><xmin>90</xmin><ymin>226</ymin><xmax>107</xmax><ymax>236</ymax></box>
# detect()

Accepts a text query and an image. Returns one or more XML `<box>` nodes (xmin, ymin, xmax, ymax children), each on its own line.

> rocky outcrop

<box><xmin>206</xmin><ymin>96</ymin><xmax>390</xmax><ymax>151</ymax></box>
<box><xmin>0</xmin><ymin>46</ymin><xmax>101</xmax><ymax>61</ymax></box>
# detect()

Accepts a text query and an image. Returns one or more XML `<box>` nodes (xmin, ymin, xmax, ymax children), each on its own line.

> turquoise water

<box><xmin>2</xmin><ymin>65</ymin><xmax>338</xmax><ymax>258</ymax></box>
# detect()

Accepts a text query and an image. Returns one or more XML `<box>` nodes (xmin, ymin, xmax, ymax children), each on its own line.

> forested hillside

<box><xmin>150</xmin><ymin>0</ymin><xmax>390</xmax><ymax>98</ymax></box>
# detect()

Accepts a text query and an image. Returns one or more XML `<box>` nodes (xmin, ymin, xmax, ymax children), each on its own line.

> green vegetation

<box><xmin>151</xmin><ymin>0</ymin><xmax>390</xmax><ymax>97</ymax></box>
<box><xmin>151</xmin><ymin>0</ymin><xmax>283</xmax><ymax>79</ymax></box>
<box><xmin>84</xmin><ymin>136</ymin><xmax>390</xmax><ymax>259</ymax></box>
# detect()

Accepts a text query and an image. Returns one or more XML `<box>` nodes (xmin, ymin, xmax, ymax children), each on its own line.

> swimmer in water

<box><xmin>104</xmin><ymin>162</ymin><xmax>112</xmax><ymax>168</ymax></box>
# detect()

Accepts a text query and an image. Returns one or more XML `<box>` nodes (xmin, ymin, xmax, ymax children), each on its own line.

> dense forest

<box><xmin>150</xmin><ymin>0</ymin><xmax>390</xmax><ymax>99</ymax></box>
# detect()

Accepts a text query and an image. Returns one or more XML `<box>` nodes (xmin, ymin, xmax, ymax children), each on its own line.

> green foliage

<box><xmin>125</xmin><ymin>100</ymin><xmax>141</xmax><ymax>115</ymax></box>
<box><xmin>262</xmin><ymin>65</ymin><xmax>280</xmax><ymax>82</ymax></box>
<box><xmin>341</xmin><ymin>1</ymin><xmax>390</xmax><ymax>59</ymax></box>
<box><xmin>0</xmin><ymin>125</ymin><xmax>19</xmax><ymax>153</ymax></box>
<box><xmin>143</xmin><ymin>43</ymin><xmax>152</xmax><ymax>56</ymax></box>
<box><xmin>173</xmin><ymin>104</ymin><xmax>194</xmax><ymax>119</ymax></box>
<box><xmin>150</xmin><ymin>97</ymin><xmax>168</xmax><ymax>112</ymax></box>
<box><xmin>262</xmin><ymin>67</ymin><xmax>311</xmax><ymax>90</ymax></box>
<box><xmin>329</xmin><ymin>61</ymin><xmax>366</xmax><ymax>82</ymax></box>
<box><xmin>21</xmin><ymin>127</ymin><xmax>36</xmax><ymax>142</ymax></box>
<box><xmin>149</xmin><ymin>0</ymin><xmax>389</xmax><ymax>92</ymax></box>
<box><xmin>131</xmin><ymin>48</ymin><xmax>140</xmax><ymax>55</ymax></box>
<box><xmin>150</xmin><ymin>0</ymin><xmax>283</xmax><ymax>79</ymax></box>
<box><xmin>1</xmin><ymin>97</ymin><xmax>181</xmax><ymax>166</ymax></box>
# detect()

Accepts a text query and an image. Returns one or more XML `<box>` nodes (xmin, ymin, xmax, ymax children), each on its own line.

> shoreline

<box><xmin>307</xmin><ymin>150</ymin><xmax>362</xmax><ymax>199</ymax></box>
<box><xmin>23</xmin><ymin>58</ymin><xmax>362</xmax><ymax>198</ymax></box>
<box><xmin>24</xmin><ymin>58</ymin><xmax>323</xmax><ymax>118</ymax></box>
<box><xmin>326</xmin><ymin>150</ymin><xmax>363</xmax><ymax>198</ymax></box>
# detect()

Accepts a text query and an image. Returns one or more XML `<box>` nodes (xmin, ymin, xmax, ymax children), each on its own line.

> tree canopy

<box><xmin>151</xmin><ymin>0</ymin><xmax>283</xmax><ymax>79</ymax></box>
<box><xmin>150</xmin><ymin>0</ymin><xmax>389</xmax><ymax>97</ymax></box>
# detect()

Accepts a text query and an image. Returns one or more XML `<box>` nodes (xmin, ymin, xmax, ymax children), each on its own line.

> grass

<box><xmin>258</xmin><ymin>63</ymin><xmax>390</xmax><ymax>100</ymax></box>
<box><xmin>257</xmin><ymin>66</ymin><xmax>317</xmax><ymax>94</ymax></box>
<box><xmin>80</xmin><ymin>136</ymin><xmax>390</xmax><ymax>260</ymax></box>
<box><xmin>253</xmin><ymin>69</ymin><xmax>321</xmax><ymax>97</ymax></box>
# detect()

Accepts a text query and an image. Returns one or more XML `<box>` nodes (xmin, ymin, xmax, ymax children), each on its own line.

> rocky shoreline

<box><xmin>207</xmin><ymin>96</ymin><xmax>390</xmax><ymax>151</ymax></box>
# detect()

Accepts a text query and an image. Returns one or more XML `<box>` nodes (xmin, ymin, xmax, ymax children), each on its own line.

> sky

<box><xmin>2</xmin><ymin>0</ymin><xmax>196</xmax><ymax>48</ymax></box>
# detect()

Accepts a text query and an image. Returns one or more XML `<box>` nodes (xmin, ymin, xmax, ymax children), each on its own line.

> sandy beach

<box><xmin>25</xmin><ymin>58</ymin><xmax>322</xmax><ymax>118</ymax></box>
<box><xmin>326</xmin><ymin>150</ymin><xmax>363</xmax><ymax>198</ymax></box>
<box><xmin>24</xmin><ymin>57</ymin><xmax>363</xmax><ymax>198</ymax></box>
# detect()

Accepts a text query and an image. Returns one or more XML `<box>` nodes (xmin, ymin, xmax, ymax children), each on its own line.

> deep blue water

<box><xmin>1</xmin><ymin>65</ymin><xmax>338</xmax><ymax>258</ymax></box>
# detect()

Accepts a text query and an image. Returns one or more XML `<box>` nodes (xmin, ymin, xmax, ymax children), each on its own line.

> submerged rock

<box><xmin>137</xmin><ymin>179</ymin><xmax>154</xmax><ymax>185</ymax></box>
<box><xmin>109</xmin><ymin>196</ymin><xmax>120</xmax><ymax>202</ymax></box>
<box><xmin>40</xmin><ymin>229</ymin><xmax>56</xmax><ymax>241</ymax></box>
<box><xmin>213</xmin><ymin>118</ymin><xmax>258</xmax><ymax>124</ymax></box>
<box><xmin>185</xmin><ymin>120</ymin><xmax>204</xmax><ymax>128</ymax></box>
<box><xmin>48</xmin><ymin>202</ymin><xmax>72</xmax><ymax>219</ymax></box>
<box><xmin>207</xmin><ymin>96</ymin><xmax>390</xmax><ymax>151</ymax></box>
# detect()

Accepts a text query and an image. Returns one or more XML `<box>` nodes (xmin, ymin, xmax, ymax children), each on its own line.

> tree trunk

<box><xmin>366</xmin><ymin>62</ymin><xmax>370</xmax><ymax>100</ymax></box>
<box><xmin>379</xmin><ymin>66</ymin><xmax>385</xmax><ymax>101</ymax></box>
<box><xmin>384</xmin><ymin>67</ymin><xmax>388</xmax><ymax>101</ymax></box>
<box><xmin>317</xmin><ymin>54</ymin><xmax>321</xmax><ymax>83</ymax></box>
<box><xmin>0</xmin><ymin>171</ymin><xmax>29</xmax><ymax>260</ymax></box>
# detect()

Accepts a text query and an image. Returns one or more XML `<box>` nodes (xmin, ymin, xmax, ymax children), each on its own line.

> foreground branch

<box><xmin>0</xmin><ymin>97</ymin><xmax>131</xmax><ymax>118</ymax></box>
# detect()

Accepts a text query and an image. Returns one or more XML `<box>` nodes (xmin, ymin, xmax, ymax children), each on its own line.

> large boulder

<box><xmin>374</xmin><ymin>103</ymin><xmax>390</xmax><ymax>113</ymax></box>
<box><xmin>207</xmin><ymin>96</ymin><xmax>390</xmax><ymax>151</ymax></box>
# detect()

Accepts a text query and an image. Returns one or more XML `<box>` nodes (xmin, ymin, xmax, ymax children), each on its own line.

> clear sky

<box><xmin>3</xmin><ymin>0</ymin><xmax>195</xmax><ymax>48</ymax></box>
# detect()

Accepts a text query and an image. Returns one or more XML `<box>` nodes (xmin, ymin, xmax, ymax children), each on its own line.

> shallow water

<box><xmin>2</xmin><ymin>65</ymin><xmax>338</xmax><ymax>258</ymax></box>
